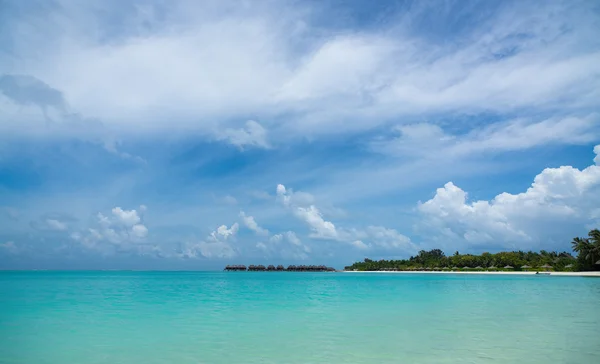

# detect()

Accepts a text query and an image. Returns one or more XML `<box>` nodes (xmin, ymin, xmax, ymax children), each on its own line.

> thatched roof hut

<box><xmin>248</xmin><ymin>265</ymin><xmax>266</xmax><ymax>271</ymax></box>
<box><xmin>224</xmin><ymin>265</ymin><xmax>247</xmax><ymax>271</ymax></box>
<box><xmin>504</xmin><ymin>265</ymin><xmax>513</xmax><ymax>269</ymax></box>
<box><xmin>228</xmin><ymin>264</ymin><xmax>335</xmax><ymax>272</ymax></box>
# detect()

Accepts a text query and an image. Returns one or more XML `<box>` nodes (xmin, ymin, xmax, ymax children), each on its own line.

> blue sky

<box><xmin>1</xmin><ymin>0</ymin><xmax>599</xmax><ymax>269</ymax></box>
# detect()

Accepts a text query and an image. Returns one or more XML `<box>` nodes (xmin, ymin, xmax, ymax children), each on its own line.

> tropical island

<box><xmin>344</xmin><ymin>229</ymin><xmax>600</xmax><ymax>272</ymax></box>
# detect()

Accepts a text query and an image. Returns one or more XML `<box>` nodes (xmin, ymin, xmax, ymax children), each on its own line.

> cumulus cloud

<box><xmin>211</xmin><ymin>223</ymin><xmax>239</xmax><ymax>241</ymax></box>
<box><xmin>257</xmin><ymin>230</ymin><xmax>311</xmax><ymax>260</ymax></box>
<box><xmin>418</xmin><ymin>145</ymin><xmax>600</xmax><ymax>250</ymax></box>
<box><xmin>284</xmin><ymin>231</ymin><xmax>302</xmax><ymax>247</ymax></box>
<box><xmin>276</xmin><ymin>184</ymin><xmax>338</xmax><ymax>239</ymax></box>
<box><xmin>71</xmin><ymin>206</ymin><xmax>149</xmax><ymax>250</ymax></box>
<box><xmin>276</xmin><ymin>184</ymin><xmax>416</xmax><ymax>253</ymax></box>
<box><xmin>294</xmin><ymin>205</ymin><xmax>338</xmax><ymax>239</ymax></box>
<box><xmin>215</xmin><ymin>120</ymin><xmax>270</xmax><ymax>149</ymax></box>
<box><xmin>111</xmin><ymin>207</ymin><xmax>142</xmax><ymax>226</ymax></box>
<box><xmin>179</xmin><ymin>222</ymin><xmax>239</xmax><ymax>259</ymax></box>
<box><xmin>239</xmin><ymin>211</ymin><xmax>269</xmax><ymax>236</ymax></box>
<box><xmin>131</xmin><ymin>224</ymin><xmax>148</xmax><ymax>239</ymax></box>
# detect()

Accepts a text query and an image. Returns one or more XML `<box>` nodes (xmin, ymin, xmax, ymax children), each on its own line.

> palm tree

<box><xmin>588</xmin><ymin>229</ymin><xmax>600</xmax><ymax>264</ymax></box>
<box><xmin>572</xmin><ymin>232</ymin><xmax>600</xmax><ymax>270</ymax></box>
<box><xmin>588</xmin><ymin>229</ymin><xmax>600</xmax><ymax>248</ymax></box>
<box><xmin>571</xmin><ymin>237</ymin><xmax>591</xmax><ymax>256</ymax></box>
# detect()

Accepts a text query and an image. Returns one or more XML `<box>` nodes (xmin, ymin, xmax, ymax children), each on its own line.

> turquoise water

<box><xmin>1</xmin><ymin>272</ymin><xmax>599</xmax><ymax>364</ymax></box>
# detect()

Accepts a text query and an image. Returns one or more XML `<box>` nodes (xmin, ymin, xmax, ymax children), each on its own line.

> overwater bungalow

<box><xmin>224</xmin><ymin>265</ymin><xmax>247</xmax><ymax>271</ymax></box>
<box><xmin>227</xmin><ymin>264</ymin><xmax>335</xmax><ymax>272</ymax></box>
<box><xmin>248</xmin><ymin>265</ymin><xmax>266</xmax><ymax>271</ymax></box>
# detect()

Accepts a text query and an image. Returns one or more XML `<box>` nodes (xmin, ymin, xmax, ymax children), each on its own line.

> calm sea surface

<box><xmin>1</xmin><ymin>271</ymin><xmax>599</xmax><ymax>364</ymax></box>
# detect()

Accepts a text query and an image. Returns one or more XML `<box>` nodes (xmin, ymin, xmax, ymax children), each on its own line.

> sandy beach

<box><xmin>344</xmin><ymin>270</ymin><xmax>600</xmax><ymax>277</ymax></box>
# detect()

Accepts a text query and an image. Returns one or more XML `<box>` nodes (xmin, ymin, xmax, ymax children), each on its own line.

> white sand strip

<box><xmin>343</xmin><ymin>270</ymin><xmax>600</xmax><ymax>277</ymax></box>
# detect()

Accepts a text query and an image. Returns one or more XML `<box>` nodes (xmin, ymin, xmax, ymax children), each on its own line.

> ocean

<box><xmin>1</xmin><ymin>271</ymin><xmax>599</xmax><ymax>364</ymax></box>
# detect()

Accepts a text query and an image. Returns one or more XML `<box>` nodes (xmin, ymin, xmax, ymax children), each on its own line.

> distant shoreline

<box><xmin>344</xmin><ymin>270</ymin><xmax>600</xmax><ymax>277</ymax></box>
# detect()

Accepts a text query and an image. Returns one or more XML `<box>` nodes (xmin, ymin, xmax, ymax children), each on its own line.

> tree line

<box><xmin>344</xmin><ymin>229</ymin><xmax>600</xmax><ymax>272</ymax></box>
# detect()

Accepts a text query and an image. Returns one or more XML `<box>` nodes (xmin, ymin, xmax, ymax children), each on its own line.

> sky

<box><xmin>0</xmin><ymin>0</ymin><xmax>599</xmax><ymax>270</ymax></box>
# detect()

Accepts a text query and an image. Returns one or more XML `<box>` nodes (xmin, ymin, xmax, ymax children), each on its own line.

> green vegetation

<box><xmin>345</xmin><ymin>229</ymin><xmax>600</xmax><ymax>272</ymax></box>
<box><xmin>571</xmin><ymin>229</ymin><xmax>600</xmax><ymax>271</ymax></box>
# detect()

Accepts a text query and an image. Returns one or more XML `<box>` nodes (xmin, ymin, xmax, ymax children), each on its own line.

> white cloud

<box><xmin>364</xmin><ymin>226</ymin><xmax>414</xmax><ymax>250</ymax></box>
<box><xmin>111</xmin><ymin>207</ymin><xmax>141</xmax><ymax>226</ymax></box>
<box><xmin>45</xmin><ymin>219</ymin><xmax>68</xmax><ymax>231</ymax></box>
<box><xmin>374</xmin><ymin>115</ymin><xmax>600</xmax><ymax>159</ymax></box>
<box><xmin>196</xmin><ymin>240</ymin><xmax>236</xmax><ymax>259</ymax></box>
<box><xmin>257</xmin><ymin>230</ymin><xmax>311</xmax><ymax>260</ymax></box>
<box><xmin>284</xmin><ymin>231</ymin><xmax>302</xmax><ymax>247</ymax></box>
<box><xmin>269</xmin><ymin>234</ymin><xmax>283</xmax><ymax>244</ymax></box>
<box><xmin>179</xmin><ymin>222</ymin><xmax>239</xmax><ymax>259</ymax></box>
<box><xmin>29</xmin><ymin>214</ymin><xmax>73</xmax><ymax>232</ymax></box>
<box><xmin>239</xmin><ymin>211</ymin><xmax>269</xmax><ymax>236</ymax></box>
<box><xmin>294</xmin><ymin>205</ymin><xmax>338</xmax><ymax>240</ymax></box>
<box><xmin>103</xmin><ymin>138</ymin><xmax>146</xmax><ymax>163</ymax></box>
<box><xmin>350</xmin><ymin>240</ymin><xmax>369</xmax><ymax>250</ymax></box>
<box><xmin>255</xmin><ymin>242</ymin><xmax>268</xmax><ymax>251</ymax></box>
<box><xmin>210</xmin><ymin>223</ymin><xmax>239</xmax><ymax>241</ymax></box>
<box><xmin>276</xmin><ymin>184</ymin><xmax>338</xmax><ymax>239</ymax></box>
<box><xmin>2</xmin><ymin>1</ymin><xmax>598</xmax><ymax>140</ymax></box>
<box><xmin>131</xmin><ymin>224</ymin><xmax>148</xmax><ymax>239</ymax></box>
<box><xmin>418</xmin><ymin>145</ymin><xmax>600</xmax><ymax>250</ymax></box>
<box><xmin>215</xmin><ymin>120</ymin><xmax>270</xmax><ymax>149</ymax></box>
<box><xmin>72</xmin><ymin>206</ymin><xmax>149</xmax><ymax>250</ymax></box>
<box><xmin>276</xmin><ymin>184</ymin><xmax>415</xmax><ymax>253</ymax></box>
